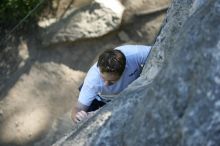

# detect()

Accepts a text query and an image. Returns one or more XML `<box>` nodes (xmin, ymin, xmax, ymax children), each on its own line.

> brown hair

<box><xmin>97</xmin><ymin>49</ymin><xmax>126</xmax><ymax>76</ymax></box>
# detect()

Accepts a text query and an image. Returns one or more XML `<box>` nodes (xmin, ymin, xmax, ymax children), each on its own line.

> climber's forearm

<box><xmin>71</xmin><ymin>101</ymin><xmax>89</xmax><ymax>122</ymax></box>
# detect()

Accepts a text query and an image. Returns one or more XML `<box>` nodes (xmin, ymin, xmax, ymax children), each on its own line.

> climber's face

<box><xmin>101</xmin><ymin>72</ymin><xmax>120</xmax><ymax>86</ymax></box>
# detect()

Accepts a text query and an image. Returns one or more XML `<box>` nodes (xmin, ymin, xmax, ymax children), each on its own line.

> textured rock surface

<box><xmin>42</xmin><ymin>0</ymin><xmax>124</xmax><ymax>46</ymax></box>
<box><xmin>0</xmin><ymin>0</ymin><xmax>171</xmax><ymax>146</ymax></box>
<box><xmin>53</xmin><ymin>0</ymin><xmax>220</xmax><ymax>145</ymax></box>
<box><xmin>134</xmin><ymin>0</ymin><xmax>193</xmax><ymax>86</ymax></box>
<box><xmin>121</xmin><ymin>0</ymin><xmax>171</xmax><ymax>23</ymax></box>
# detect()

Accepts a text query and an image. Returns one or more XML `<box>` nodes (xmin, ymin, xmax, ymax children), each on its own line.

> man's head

<box><xmin>97</xmin><ymin>49</ymin><xmax>126</xmax><ymax>86</ymax></box>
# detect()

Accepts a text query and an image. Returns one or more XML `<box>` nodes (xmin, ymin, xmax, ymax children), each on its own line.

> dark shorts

<box><xmin>87</xmin><ymin>98</ymin><xmax>106</xmax><ymax>112</ymax></box>
<box><xmin>79</xmin><ymin>83</ymin><xmax>106</xmax><ymax>112</ymax></box>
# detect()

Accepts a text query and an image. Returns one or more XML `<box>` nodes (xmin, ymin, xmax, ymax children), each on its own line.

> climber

<box><xmin>72</xmin><ymin>45</ymin><xmax>151</xmax><ymax>123</ymax></box>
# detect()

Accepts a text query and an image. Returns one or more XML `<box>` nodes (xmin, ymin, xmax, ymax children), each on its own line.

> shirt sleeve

<box><xmin>78</xmin><ymin>64</ymin><xmax>100</xmax><ymax>106</ymax></box>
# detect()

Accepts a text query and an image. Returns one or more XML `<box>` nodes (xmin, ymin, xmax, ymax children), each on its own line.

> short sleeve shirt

<box><xmin>78</xmin><ymin>45</ymin><xmax>151</xmax><ymax>106</ymax></box>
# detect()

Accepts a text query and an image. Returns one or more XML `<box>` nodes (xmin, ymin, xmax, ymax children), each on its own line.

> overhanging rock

<box><xmin>53</xmin><ymin>0</ymin><xmax>220</xmax><ymax>145</ymax></box>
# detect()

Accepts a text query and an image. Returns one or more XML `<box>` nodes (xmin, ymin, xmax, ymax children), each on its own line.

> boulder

<box><xmin>121</xmin><ymin>0</ymin><xmax>171</xmax><ymax>23</ymax></box>
<box><xmin>42</xmin><ymin>0</ymin><xmax>124</xmax><ymax>46</ymax></box>
<box><xmin>53</xmin><ymin>0</ymin><xmax>220</xmax><ymax>145</ymax></box>
<box><xmin>119</xmin><ymin>0</ymin><xmax>172</xmax><ymax>44</ymax></box>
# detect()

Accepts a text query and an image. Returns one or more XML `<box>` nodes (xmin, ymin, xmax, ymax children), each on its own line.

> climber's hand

<box><xmin>74</xmin><ymin>110</ymin><xmax>88</xmax><ymax>123</ymax></box>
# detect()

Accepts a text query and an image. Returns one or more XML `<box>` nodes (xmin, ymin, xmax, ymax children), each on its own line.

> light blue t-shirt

<box><xmin>78</xmin><ymin>45</ymin><xmax>151</xmax><ymax>106</ymax></box>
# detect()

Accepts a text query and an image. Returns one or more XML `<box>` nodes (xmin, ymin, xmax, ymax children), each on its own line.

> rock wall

<box><xmin>0</xmin><ymin>0</ymin><xmax>171</xmax><ymax>145</ymax></box>
<box><xmin>53</xmin><ymin>0</ymin><xmax>220</xmax><ymax>145</ymax></box>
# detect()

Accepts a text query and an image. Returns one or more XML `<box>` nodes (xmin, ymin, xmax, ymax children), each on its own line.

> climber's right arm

<box><xmin>71</xmin><ymin>101</ymin><xmax>89</xmax><ymax>123</ymax></box>
<box><xmin>72</xmin><ymin>64</ymin><xmax>100</xmax><ymax>123</ymax></box>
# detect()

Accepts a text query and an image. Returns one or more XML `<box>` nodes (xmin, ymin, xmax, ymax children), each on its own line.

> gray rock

<box><xmin>42</xmin><ymin>0</ymin><xmax>124</xmax><ymax>46</ymax></box>
<box><xmin>121</xmin><ymin>0</ymin><xmax>171</xmax><ymax>23</ymax></box>
<box><xmin>191</xmin><ymin>0</ymin><xmax>207</xmax><ymax>14</ymax></box>
<box><xmin>53</xmin><ymin>0</ymin><xmax>220</xmax><ymax>145</ymax></box>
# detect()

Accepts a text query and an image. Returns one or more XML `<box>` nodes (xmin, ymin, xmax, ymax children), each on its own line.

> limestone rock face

<box><xmin>42</xmin><ymin>0</ymin><xmax>124</xmax><ymax>46</ymax></box>
<box><xmin>53</xmin><ymin>0</ymin><xmax>220</xmax><ymax>145</ymax></box>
